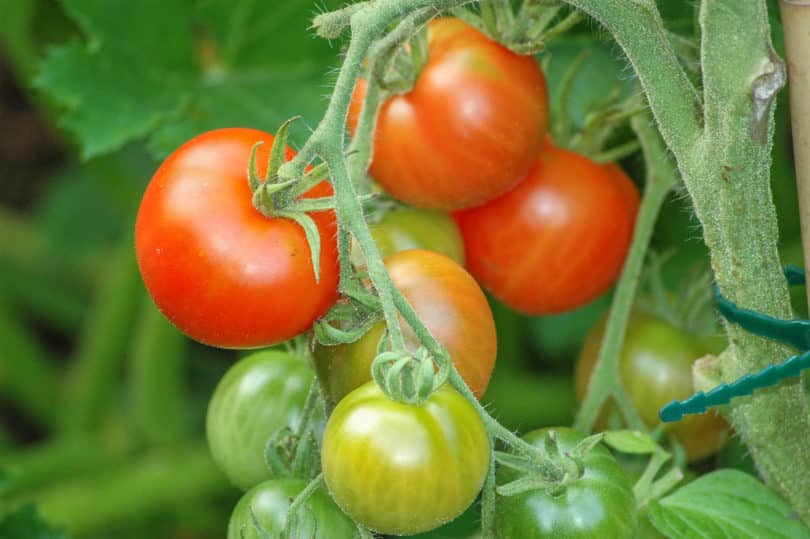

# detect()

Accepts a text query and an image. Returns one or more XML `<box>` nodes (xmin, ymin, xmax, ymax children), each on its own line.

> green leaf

<box><xmin>648</xmin><ymin>470</ymin><xmax>810</xmax><ymax>539</ymax></box>
<box><xmin>603</xmin><ymin>430</ymin><xmax>662</xmax><ymax>454</ymax></box>
<box><xmin>37</xmin><ymin>0</ymin><xmax>342</xmax><ymax>159</ymax></box>
<box><xmin>541</xmin><ymin>34</ymin><xmax>636</xmax><ymax>131</ymax></box>
<box><xmin>0</xmin><ymin>505</ymin><xmax>67</xmax><ymax>539</ymax></box>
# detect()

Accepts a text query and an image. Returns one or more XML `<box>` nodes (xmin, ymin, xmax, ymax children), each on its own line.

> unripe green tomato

<box><xmin>495</xmin><ymin>427</ymin><xmax>637</xmax><ymax>538</ymax></box>
<box><xmin>206</xmin><ymin>351</ymin><xmax>316</xmax><ymax>490</ymax></box>
<box><xmin>352</xmin><ymin>206</ymin><xmax>465</xmax><ymax>266</ymax></box>
<box><xmin>576</xmin><ymin>312</ymin><xmax>729</xmax><ymax>461</ymax></box>
<box><xmin>322</xmin><ymin>382</ymin><xmax>490</xmax><ymax>536</ymax></box>
<box><xmin>227</xmin><ymin>478</ymin><xmax>358</xmax><ymax>538</ymax></box>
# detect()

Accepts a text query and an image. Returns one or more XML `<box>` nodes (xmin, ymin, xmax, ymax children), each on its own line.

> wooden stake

<box><xmin>780</xmin><ymin>1</ymin><xmax>810</xmax><ymax>304</ymax></box>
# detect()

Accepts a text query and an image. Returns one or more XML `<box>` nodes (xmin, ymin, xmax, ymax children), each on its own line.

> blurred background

<box><xmin>0</xmin><ymin>0</ymin><xmax>801</xmax><ymax>537</ymax></box>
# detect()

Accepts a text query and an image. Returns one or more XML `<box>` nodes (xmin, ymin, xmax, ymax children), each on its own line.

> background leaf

<box><xmin>37</xmin><ymin>0</ymin><xmax>342</xmax><ymax>159</ymax></box>
<box><xmin>0</xmin><ymin>505</ymin><xmax>67</xmax><ymax>539</ymax></box>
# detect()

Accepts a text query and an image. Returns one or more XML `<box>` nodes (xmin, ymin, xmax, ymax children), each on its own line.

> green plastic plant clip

<box><xmin>660</xmin><ymin>266</ymin><xmax>810</xmax><ymax>422</ymax></box>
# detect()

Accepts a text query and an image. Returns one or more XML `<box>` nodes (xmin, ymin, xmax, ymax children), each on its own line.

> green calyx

<box><xmin>455</xmin><ymin>0</ymin><xmax>583</xmax><ymax>55</ymax></box>
<box><xmin>247</xmin><ymin>117</ymin><xmax>335</xmax><ymax>283</ymax></box>
<box><xmin>371</xmin><ymin>345</ymin><xmax>451</xmax><ymax>406</ymax></box>
<box><xmin>495</xmin><ymin>431</ymin><xmax>605</xmax><ymax>498</ymax></box>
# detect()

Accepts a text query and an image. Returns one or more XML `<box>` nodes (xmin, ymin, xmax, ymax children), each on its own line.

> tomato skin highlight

<box><xmin>455</xmin><ymin>144</ymin><xmax>639</xmax><ymax>314</ymax></box>
<box><xmin>321</xmin><ymin>382</ymin><xmax>490</xmax><ymax>535</ymax></box>
<box><xmin>227</xmin><ymin>478</ymin><xmax>358</xmax><ymax>539</ymax></box>
<box><xmin>348</xmin><ymin>18</ymin><xmax>549</xmax><ymax>210</ymax></box>
<box><xmin>495</xmin><ymin>427</ymin><xmax>637</xmax><ymax>539</ymax></box>
<box><xmin>576</xmin><ymin>312</ymin><xmax>729</xmax><ymax>461</ymax></box>
<box><xmin>206</xmin><ymin>351</ymin><xmax>319</xmax><ymax>491</ymax></box>
<box><xmin>135</xmin><ymin>128</ymin><xmax>339</xmax><ymax>348</ymax></box>
<box><xmin>313</xmin><ymin>249</ymin><xmax>496</xmax><ymax>402</ymax></box>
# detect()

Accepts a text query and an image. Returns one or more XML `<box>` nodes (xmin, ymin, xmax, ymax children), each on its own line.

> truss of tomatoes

<box><xmin>135</xmin><ymin>16</ymin><xmax>641</xmax><ymax>538</ymax></box>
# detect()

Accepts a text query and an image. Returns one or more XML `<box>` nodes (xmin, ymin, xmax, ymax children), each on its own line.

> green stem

<box><xmin>24</xmin><ymin>444</ymin><xmax>229</xmax><ymax>535</ymax></box>
<box><xmin>0</xmin><ymin>295</ymin><xmax>59</xmax><ymax>427</ymax></box>
<box><xmin>574</xmin><ymin>112</ymin><xmax>678</xmax><ymax>432</ymax></box>
<box><xmin>285</xmin><ymin>472</ymin><xmax>324</xmax><ymax>527</ymax></box>
<box><xmin>481</xmin><ymin>435</ymin><xmax>497</xmax><ymax>538</ymax></box>
<box><xmin>1</xmin><ymin>437</ymin><xmax>130</xmax><ymax>498</ymax></box>
<box><xmin>129</xmin><ymin>298</ymin><xmax>190</xmax><ymax>446</ymax></box>
<box><xmin>60</xmin><ymin>237</ymin><xmax>142</xmax><ymax>437</ymax></box>
<box><xmin>291</xmin><ymin>381</ymin><xmax>322</xmax><ymax>476</ymax></box>
<box><xmin>562</xmin><ymin>0</ymin><xmax>810</xmax><ymax>522</ymax></box>
<box><xmin>560</xmin><ymin>0</ymin><xmax>702</xmax><ymax>159</ymax></box>
<box><xmin>280</xmin><ymin>0</ymin><xmax>548</xmax><ymax>458</ymax></box>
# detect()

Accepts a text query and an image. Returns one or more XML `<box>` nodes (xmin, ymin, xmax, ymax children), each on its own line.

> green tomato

<box><xmin>322</xmin><ymin>382</ymin><xmax>490</xmax><ymax>536</ymax></box>
<box><xmin>576</xmin><ymin>312</ymin><xmax>729</xmax><ymax>461</ymax></box>
<box><xmin>227</xmin><ymin>478</ymin><xmax>358</xmax><ymax>538</ymax></box>
<box><xmin>353</xmin><ymin>206</ymin><xmax>465</xmax><ymax>265</ymax></box>
<box><xmin>206</xmin><ymin>350</ymin><xmax>316</xmax><ymax>490</ymax></box>
<box><xmin>496</xmin><ymin>427</ymin><xmax>637</xmax><ymax>539</ymax></box>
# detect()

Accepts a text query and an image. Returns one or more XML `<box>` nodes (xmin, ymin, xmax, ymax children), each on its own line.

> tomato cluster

<box><xmin>134</xmin><ymin>15</ymin><xmax>647</xmax><ymax>538</ymax></box>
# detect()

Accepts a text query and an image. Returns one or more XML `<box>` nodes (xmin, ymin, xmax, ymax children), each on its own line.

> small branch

<box><xmin>284</xmin><ymin>472</ymin><xmax>324</xmax><ymax>527</ymax></box>
<box><xmin>575</xmin><ymin>111</ymin><xmax>679</xmax><ymax>432</ymax></box>
<box><xmin>559</xmin><ymin>0</ymin><xmax>703</xmax><ymax>161</ymax></box>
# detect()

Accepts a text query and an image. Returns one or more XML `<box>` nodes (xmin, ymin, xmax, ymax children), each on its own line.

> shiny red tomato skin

<box><xmin>135</xmin><ymin>128</ymin><xmax>339</xmax><ymax>348</ymax></box>
<box><xmin>454</xmin><ymin>144</ymin><xmax>639</xmax><ymax>314</ymax></box>
<box><xmin>348</xmin><ymin>18</ymin><xmax>549</xmax><ymax>210</ymax></box>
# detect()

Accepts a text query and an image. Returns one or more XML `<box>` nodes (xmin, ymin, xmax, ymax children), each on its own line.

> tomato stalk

<box><xmin>560</xmin><ymin>0</ymin><xmax>810</xmax><ymax>522</ymax></box>
<box><xmin>283</xmin><ymin>472</ymin><xmax>325</xmax><ymax>534</ymax></box>
<box><xmin>289</xmin><ymin>381</ymin><xmax>323</xmax><ymax>477</ymax></box>
<box><xmin>278</xmin><ymin>0</ymin><xmax>557</xmax><ymax>460</ymax></box>
<box><xmin>575</xmin><ymin>111</ymin><xmax>677</xmax><ymax>433</ymax></box>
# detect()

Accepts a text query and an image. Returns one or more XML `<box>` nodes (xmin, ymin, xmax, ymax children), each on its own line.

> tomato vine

<box><xmin>276</xmin><ymin>0</ymin><xmax>810</xmax><ymax>528</ymax></box>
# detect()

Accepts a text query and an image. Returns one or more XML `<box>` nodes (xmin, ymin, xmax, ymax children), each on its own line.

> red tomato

<box><xmin>135</xmin><ymin>128</ymin><xmax>339</xmax><ymax>348</ymax></box>
<box><xmin>454</xmin><ymin>143</ymin><xmax>639</xmax><ymax>314</ymax></box>
<box><xmin>347</xmin><ymin>18</ymin><xmax>549</xmax><ymax>210</ymax></box>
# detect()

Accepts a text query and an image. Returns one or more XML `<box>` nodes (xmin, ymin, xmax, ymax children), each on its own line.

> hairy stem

<box><xmin>280</xmin><ymin>0</ymin><xmax>546</xmax><ymax>457</ymax></box>
<box><xmin>563</xmin><ymin>0</ymin><xmax>810</xmax><ymax>521</ymax></box>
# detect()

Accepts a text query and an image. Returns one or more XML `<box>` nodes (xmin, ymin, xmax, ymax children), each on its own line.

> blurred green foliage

<box><xmin>0</xmin><ymin>0</ymin><xmax>801</xmax><ymax>537</ymax></box>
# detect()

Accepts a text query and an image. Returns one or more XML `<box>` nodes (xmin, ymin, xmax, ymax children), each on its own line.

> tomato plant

<box><xmin>135</xmin><ymin>128</ymin><xmax>339</xmax><ymax>349</ymax></box>
<box><xmin>9</xmin><ymin>0</ymin><xmax>810</xmax><ymax>536</ymax></box>
<box><xmin>454</xmin><ymin>142</ymin><xmax>639</xmax><ymax>314</ymax></box>
<box><xmin>354</xmin><ymin>206</ymin><xmax>465</xmax><ymax>266</ymax></box>
<box><xmin>227</xmin><ymin>478</ymin><xmax>357</xmax><ymax>538</ymax></box>
<box><xmin>576</xmin><ymin>312</ymin><xmax>729</xmax><ymax>461</ymax></box>
<box><xmin>347</xmin><ymin>17</ymin><xmax>549</xmax><ymax>210</ymax></box>
<box><xmin>321</xmin><ymin>381</ymin><xmax>489</xmax><ymax>535</ymax></box>
<box><xmin>313</xmin><ymin>248</ymin><xmax>496</xmax><ymax>402</ymax></box>
<box><xmin>495</xmin><ymin>427</ymin><xmax>637</xmax><ymax>539</ymax></box>
<box><xmin>206</xmin><ymin>350</ymin><xmax>318</xmax><ymax>490</ymax></box>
